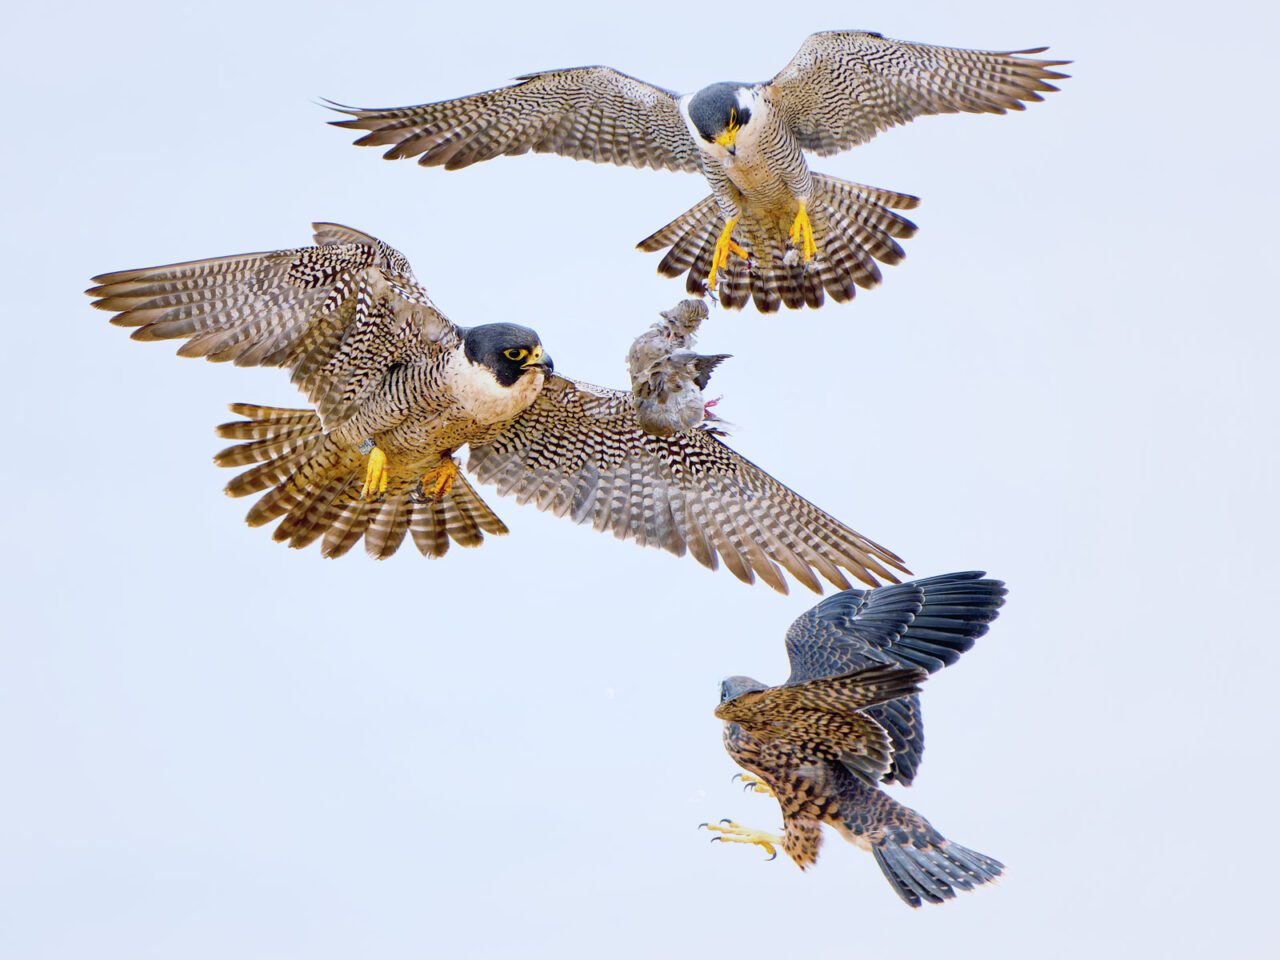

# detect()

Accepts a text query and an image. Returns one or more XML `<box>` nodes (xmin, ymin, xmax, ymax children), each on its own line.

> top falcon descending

<box><xmin>330</xmin><ymin>31</ymin><xmax>1067</xmax><ymax>313</ymax></box>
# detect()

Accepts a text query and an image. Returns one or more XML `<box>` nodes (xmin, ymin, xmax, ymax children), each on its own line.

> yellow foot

<box><xmin>699</xmin><ymin>820</ymin><xmax>783</xmax><ymax>861</ymax></box>
<box><xmin>733</xmin><ymin>773</ymin><xmax>776</xmax><ymax>798</ymax></box>
<box><xmin>788</xmin><ymin>200</ymin><xmax>818</xmax><ymax>263</ymax></box>
<box><xmin>418</xmin><ymin>457</ymin><xmax>459</xmax><ymax>501</ymax></box>
<box><xmin>706</xmin><ymin>216</ymin><xmax>749</xmax><ymax>292</ymax></box>
<box><xmin>360</xmin><ymin>443</ymin><xmax>389</xmax><ymax>500</ymax></box>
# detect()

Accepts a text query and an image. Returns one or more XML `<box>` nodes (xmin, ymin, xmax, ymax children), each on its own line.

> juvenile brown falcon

<box><xmin>705</xmin><ymin>571</ymin><xmax>1007</xmax><ymax>904</ymax></box>
<box><xmin>329</xmin><ymin>31</ymin><xmax>1067</xmax><ymax>312</ymax></box>
<box><xmin>88</xmin><ymin>223</ymin><xmax>906</xmax><ymax>592</ymax></box>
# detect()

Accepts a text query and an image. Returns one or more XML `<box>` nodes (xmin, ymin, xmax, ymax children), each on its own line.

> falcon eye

<box><xmin>503</xmin><ymin>348</ymin><xmax>529</xmax><ymax>361</ymax></box>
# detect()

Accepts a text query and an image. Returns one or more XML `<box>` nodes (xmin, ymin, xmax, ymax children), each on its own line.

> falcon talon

<box><xmin>359</xmin><ymin>444</ymin><xmax>390</xmax><ymax>500</ymax></box>
<box><xmin>732</xmin><ymin>773</ymin><xmax>775</xmax><ymax>797</ymax></box>
<box><xmin>700</xmin><ymin>820</ymin><xmax>782</xmax><ymax>860</ymax></box>
<box><xmin>419</xmin><ymin>458</ymin><xmax>460</xmax><ymax>501</ymax></box>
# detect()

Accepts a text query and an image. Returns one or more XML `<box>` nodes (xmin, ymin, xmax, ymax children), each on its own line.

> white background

<box><xmin>2</xmin><ymin>1</ymin><xmax>1277</xmax><ymax>956</ymax></box>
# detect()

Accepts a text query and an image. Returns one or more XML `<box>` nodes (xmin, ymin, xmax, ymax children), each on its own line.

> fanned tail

<box><xmin>838</xmin><ymin>786</ymin><xmax>1002</xmax><ymax>907</ymax></box>
<box><xmin>214</xmin><ymin>403</ymin><xmax>508</xmax><ymax>559</ymax></box>
<box><xmin>637</xmin><ymin>174</ymin><xmax>918</xmax><ymax>313</ymax></box>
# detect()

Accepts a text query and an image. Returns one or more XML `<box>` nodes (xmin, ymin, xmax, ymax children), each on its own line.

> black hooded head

<box><xmin>462</xmin><ymin>323</ymin><xmax>553</xmax><ymax>387</ymax></box>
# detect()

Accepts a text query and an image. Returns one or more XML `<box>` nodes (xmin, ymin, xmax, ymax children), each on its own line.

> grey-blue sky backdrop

<box><xmin>2</xmin><ymin>1</ymin><xmax>1277</xmax><ymax>957</ymax></box>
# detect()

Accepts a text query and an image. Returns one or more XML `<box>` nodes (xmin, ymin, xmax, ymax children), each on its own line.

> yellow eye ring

<box><xmin>503</xmin><ymin>348</ymin><xmax>529</xmax><ymax>361</ymax></box>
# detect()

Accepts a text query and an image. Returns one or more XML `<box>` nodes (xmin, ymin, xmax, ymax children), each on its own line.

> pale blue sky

<box><xmin>2</xmin><ymin>1</ymin><xmax>1277</xmax><ymax>957</ymax></box>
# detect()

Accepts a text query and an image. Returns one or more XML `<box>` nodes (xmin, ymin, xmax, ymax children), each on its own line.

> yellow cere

<box><xmin>714</xmin><ymin>108</ymin><xmax>740</xmax><ymax>149</ymax></box>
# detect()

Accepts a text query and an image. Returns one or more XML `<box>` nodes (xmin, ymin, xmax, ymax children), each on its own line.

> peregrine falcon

<box><xmin>329</xmin><ymin>31</ymin><xmax>1067</xmax><ymax>312</ymax></box>
<box><xmin>626</xmin><ymin>299</ymin><xmax>729</xmax><ymax>437</ymax></box>
<box><xmin>703</xmin><ymin>571</ymin><xmax>1007</xmax><ymax>905</ymax></box>
<box><xmin>88</xmin><ymin>223</ymin><xmax>906</xmax><ymax>592</ymax></box>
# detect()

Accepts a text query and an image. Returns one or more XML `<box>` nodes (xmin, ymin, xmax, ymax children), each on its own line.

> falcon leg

<box><xmin>788</xmin><ymin>200</ymin><xmax>817</xmax><ymax>263</ymax></box>
<box><xmin>707</xmin><ymin>217</ymin><xmax>749</xmax><ymax>292</ymax></box>
<box><xmin>699</xmin><ymin>820</ymin><xmax>783</xmax><ymax>860</ymax></box>
<box><xmin>733</xmin><ymin>773</ymin><xmax>776</xmax><ymax>798</ymax></box>
<box><xmin>417</xmin><ymin>457</ymin><xmax>459</xmax><ymax>501</ymax></box>
<box><xmin>359</xmin><ymin>439</ymin><xmax>389</xmax><ymax>500</ymax></box>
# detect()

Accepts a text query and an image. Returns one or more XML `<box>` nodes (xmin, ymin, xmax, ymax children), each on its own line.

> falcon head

<box><xmin>720</xmin><ymin>675</ymin><xmax>768</xmax><ymax>704</ymax></box>
<box><xmin>463</xmin><ymin>323</ymin><xmax>554</xmax><ymax>387</ymax></box>
<box><xmin>687</xmin><ymin>83</ymin><xmax>758</xmax><ymax>156</ymax></box>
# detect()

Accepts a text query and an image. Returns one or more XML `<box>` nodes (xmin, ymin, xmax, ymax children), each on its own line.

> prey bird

<box><xmin>627</xmin><ymin>299</ymin><xmax>729</xmax><ymax>437</ymax></box>
<box><xmin>88</xmin><ymin>223</ymin><xmax>907</xmax><ymax>592</ymax></box>
<box><xmin>704</xmin><ymin>571</ymin><xmax>1007</xmax><ymax>904</ymax></box>
<box><xmin>329</xmin><ymin>31</ymin><xmax>1067</xmax><ymax>312</ymax></box>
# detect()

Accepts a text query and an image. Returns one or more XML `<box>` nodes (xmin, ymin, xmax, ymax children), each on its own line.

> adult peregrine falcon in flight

<box><xmin>88</xmin><ymin>223</ymin><xmax>905</xmax><ymax>592</ymax></box>
<box><xmin>329</xmin><ymin>31</ymin><xmax>1067</xmax><ymax>312</ymax></box>
<box><xmin>703</xmin><ymin>571</ymin><xmax>1007</xmax><ymax>904</ymax></box>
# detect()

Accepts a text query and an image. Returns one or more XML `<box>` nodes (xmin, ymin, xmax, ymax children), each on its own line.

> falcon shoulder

<box><xmin>328</xmin><ymin>66</ymin><xmax>702</xmax><ymax>173</ymax></box>
<box><xmin>715</xmin><ymin>664</ymin><xmax>926</xmax><ymax>784</ymax></box>
<box><xmin>88</xmin><ymin>223</ymin><xmax>457</xmax><ymax>431</ymax></box>
<box><xmin>466</xmin><ymin>375</ymin><xmax>907</xmax><ymax>594</ymax></box>
<box><xmin>767</xmin><ymin>30</ymin><xmax>1069</xmax><ymax>156</ymax></box>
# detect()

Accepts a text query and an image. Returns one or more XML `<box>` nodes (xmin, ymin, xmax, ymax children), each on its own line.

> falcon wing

<box><xmin>466</xmin><ymin>375</ymin><xmax>907</xmax><ymax>594</ymax></box>
<box><xmin>768</xmin><ymin>31</ymin><xmax>1068</xmax><ymax>156</ymax></box>
<box><xmin>783</xmin><ymin>571</ymin><xmax>1007</xmax><ymax>784</ymax></box>
<box><xmin>716</xmin><ymin>664</ymin><xmax>926</xmax><ymax>784</ymax></box>
<box><xmin>329</xmin><ymin>66</ymin><xmax>701</xmax><ymax>173</ymax></box>
<box><xmin>784</xmin><ymin>571</ymin><xmax>1007</xmax><ymax>681</ymax></box>
<box><xmin>88</xmin><ymin>223</ymin><xmax>456</xmax><ymax>432</ymax></box>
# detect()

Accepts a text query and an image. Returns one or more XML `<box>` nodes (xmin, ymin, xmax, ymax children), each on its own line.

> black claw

<box><xmin>719</xmin><ymin>818</ymin><xmax>733</xmax><ymax>825</ymax></box>
<box><xmin>710</xmin><ymin>837</ymin><xmax>722</xmax><ymax>844</ymax></box>
<box><xmin>765</xmin><ymin>850</ymin><xmax>777</xmax><ymax>862</ymax></box>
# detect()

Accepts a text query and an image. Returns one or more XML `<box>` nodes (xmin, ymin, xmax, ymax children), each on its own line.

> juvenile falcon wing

<box><xmin>783</xmin><ymin>571</ymin><xmax>1007</xmax><ymax>784</ymax></box>
<box><xmin>329</xmin><ymin>67</ymin><xmax>701</xmax><ymax>172</ymax></box>
<box><xmin>88</xmin><ymin>223</ymin><xmax>456</xmax><ymax>431</ymax></box>
<box><xmin>466</xmin><ymin>375</ymin><xmax>908</xmax><ymax>594</ymax></box>
<box><xmin>768</xmin><ymin>31</ymin><xmax>1068</xmax><ymax>156</ymax></box>
<box><xmin>716</xmin><ymin>664</ymin><xmax>927</xmax><ymax>784</ymax></box>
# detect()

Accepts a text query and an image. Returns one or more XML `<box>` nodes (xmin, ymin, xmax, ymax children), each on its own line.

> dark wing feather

<box><xmin>328</xmin><ymin>66</ymin><xmax>701</xmax><ymax>173</ymax></box>
<box><xmin>87</xmin><ymin>223</ymin><xmax>456</xmax><ymax>432</ymax></box>
<box><xmin>782</xmin><ymin>571</ymin><xmax>1007</xmax><ymax>784</ymax></box>
<box><xmin>784</xmin><ymin>571</ymin><xmax>1007</xmax><ymax>682</ymax></box>
<box><xmin>768</xmin><ymin>31</ymin><xmax>1069</xmax><ymax>155</ymax></box>
<box><xmin>466</xmin><ymin>375</ymin><xmax>907</xmax><ymax>594</ymax></box>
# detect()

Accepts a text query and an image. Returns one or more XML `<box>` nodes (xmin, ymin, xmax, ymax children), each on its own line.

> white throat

<box><xmin>447</xmin><ymin>348</ymin><xmax>545</xmax><ymax>425</ymax></box>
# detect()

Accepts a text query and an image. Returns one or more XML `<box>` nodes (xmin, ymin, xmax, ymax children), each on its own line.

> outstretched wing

<box><xmin>783</xmin><ymin>571</ymin><xmax>1007</xmax><ymax>784</ymax></box>
<box><xmin>784</xmin><ymin>571</ymin><xmax>1007</xmax><ymax>680</ymax></box>
<box><xmin>466</xmin><ymin>375</ymin><xmax>908</xmax><ymax>594</ymax></box>
<box><xmin>716</xmin><ymin>664</ymin><xmax>926</xmax><ymax>784</ymax></box>
<box><xmin>88</xmin><ymin>223</ymin><xmax>457</xmax><ymax>431</ymax></box>
<box><xmin>768</xmin><ymin>31</ymin><xmax>1068</xmax><ymax>156</ymax></box>
<box><xmin>329</xmin><ymin>66</ymin><xmax>701</xmax><ymax>173</ymax></box>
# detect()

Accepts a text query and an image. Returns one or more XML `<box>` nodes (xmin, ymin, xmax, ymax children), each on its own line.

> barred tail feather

<box><xmin>872</xmin><ymin>836</ymin><xmax>1004</xmax><ymax>908</ymax></box>
<box><xmin>637</xmin><ymin>174</ymin><xmax>919</xmax><ymax>313</ymax></box>
<box><xmin>213</xmin><ymin>404</ymin><xmax>508</xmax><ymax>559</ymax></box>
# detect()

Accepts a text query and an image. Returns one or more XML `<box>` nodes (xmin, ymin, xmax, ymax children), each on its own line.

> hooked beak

<box><xmin>521</xmin><ymin>344</ymin><xmax>553</xmax><ymax>373</ymax></box>
<box><xmin>714</xmin><ymin>126</ymin><xmax>739</xmax><ymax>154</ymax></box>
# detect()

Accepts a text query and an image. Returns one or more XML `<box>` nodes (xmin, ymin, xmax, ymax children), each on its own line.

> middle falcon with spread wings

<box><xmin>704</xmin><ymin>571</ymin><xmax>1007</xmax><ymax>905</ymax></box>
<box><xmin>88</xmin><ymin>223</ymin><xmax>906</xmax><ymax>593</ymax></box>
<box><xmin>330</xmin><ymin>31</ymin><xmax>1067</xmax><ymax>312</ymax></box>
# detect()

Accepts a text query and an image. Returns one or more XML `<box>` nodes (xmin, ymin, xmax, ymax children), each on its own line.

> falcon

<box><xmin>703</xmin><ymin>571</ymin><xmax>1007</xmax><ymax>905</ymax></box>
<box><xmin>626</xmin><ymin>299</ymin><xmax>728</xmax><ymax>438</ymax></box>
<box><xmin>87</xmin><ymin>223</ymin><xmax>906</xmax><ymax>592</ymax></box>
<box><xmin>329</xmin><ymin>31</ymin><xmax>1067</xmax><ymax>312</ymax></box>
